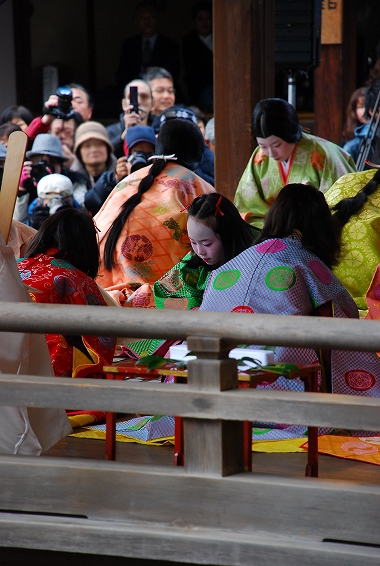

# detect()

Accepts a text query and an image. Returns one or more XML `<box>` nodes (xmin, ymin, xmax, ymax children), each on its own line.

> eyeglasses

<box><xmin>152</xmin><ymin>87</ymin><xmax>175</xmax><ymax>95</ymax></box>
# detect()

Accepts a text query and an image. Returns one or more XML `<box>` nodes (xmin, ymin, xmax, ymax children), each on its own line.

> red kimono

<box><xmin>17</xmin><ymin>252</ymin><xmax>116</xmax><ymax>378</ymax></box>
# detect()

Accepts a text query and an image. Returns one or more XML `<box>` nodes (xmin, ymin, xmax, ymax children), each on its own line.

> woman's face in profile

<box><xmin>256</xmin><ymin>135</ymin><xmax>295</xmax><ymax>162</ymax></box>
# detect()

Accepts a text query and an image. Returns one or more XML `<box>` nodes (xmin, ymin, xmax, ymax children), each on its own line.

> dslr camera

<box><xmin>21</xmin><ymin>160</ymin><xmax>53</xmax><ymax>196</ymax></box>
<box><xmin>127</xmin><ymin>151</ymin><xmax>153</xmax><ymax>173</ymax></box>
<box><xmin>30</xmin><ymin>160</ymin><xmax>53</xmax><ymax>185</ymax></box>
<box><xmin>43</xmin><ymin>86</ymin><xmax>75</xmax><ymax>120</ymax></box>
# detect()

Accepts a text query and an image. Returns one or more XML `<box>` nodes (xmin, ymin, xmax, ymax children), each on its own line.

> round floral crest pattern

<box><xmin>308</xmin><ymin>259</ymin><xmax>332</xmax><ymax>285</ymax></box>
<box><xmin>256</xmin><ymin>240</ymin><xmax>287</xmax><ymax>254</ymax></box>
<box><xmin>121</xmin><ymin>234</ymin><xmax>153</xmax><ymax>262</ymax></box>
<box><xmin>231</xmin><ymin>305</ymin><xmax>254</xmax><ymax>314</ymax></box>
<box><xmin>213</xmin><ymin>269</ymin><xmax>241</xmax><ymax>290</ymax></box>
<box><xmin>164</xmin><ymin>297</ymin><xmax>189</xmax><ymax>310</ymax></box>
<box><xmin>343</xmin><ymin>249</ymin><xmax>364</xmax><ymax>268</ymax></box>
<box><xmin>265</xmin><ymin>266</ymin><xmax>296</xmax><ymax>291</ymax></box>
<box><xmin>54</xmin><ymin>275</ymin><xmax>76</xmax><ymax>297</ymax></box>
<box><xmin>348</xmin><ymin>221</ymin><xmax>367</xmax><ymax>241</ymax></box>
<box><xmin>344</xmin><ymin>369</ymin><xmax>376</xmax><ymax>391</ymax></box>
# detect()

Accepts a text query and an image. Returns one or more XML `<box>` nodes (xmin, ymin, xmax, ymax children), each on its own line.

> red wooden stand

<box><xmin>104</xmin><ymin>361</ymin><xmax>320</xmax><ymax>477</ymax></box>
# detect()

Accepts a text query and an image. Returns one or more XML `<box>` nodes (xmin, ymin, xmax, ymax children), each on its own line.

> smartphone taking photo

<box><xmin>129</xmin><ymin>86</ymin><xmax>139</xmax><ymax>115</ymax></box>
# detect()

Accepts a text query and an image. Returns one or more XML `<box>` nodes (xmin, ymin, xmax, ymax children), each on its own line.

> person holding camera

<box><xmin>106</xmin><ymin>79</ymin><xmax>153</xmax><ymax>159</ymax></box>
<box><xmin>26</xmin><ymin>86</ymin><xmax>83</xmax><ymax>142</ymax></box>
<box><xmin>28</xmin><ymin>174</ymin><xmax>79</xmax><ymax>230</ymax></box>
<box><xmin>123</xmin><ymin>125</ymin><xmax>156</xmax><ymax>175</ymax></box>
<box><xmin>25</xmin><ymin>85</ymin><xmax>93</xmax><ymax>164</ymax></box>
<box><xmin>14</xmin><ymin>134</ymin><xmax>88</xmax><ymax>224</ymax></box>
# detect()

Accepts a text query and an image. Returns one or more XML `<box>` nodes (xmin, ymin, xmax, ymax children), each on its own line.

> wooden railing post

<box><xmin>183</xmin><ymin>336</ymin><xmax>245</xmax><ymax>476</ymax></box>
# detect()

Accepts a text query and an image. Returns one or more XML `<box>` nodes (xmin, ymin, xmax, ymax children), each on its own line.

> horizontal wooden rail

<box><xmin>0</xmin><ymin>374</ymin><xmax>379</xmax><ymax>431</ymax></box>
<box><xmin>0</xmin><ymin>459</ymin><xmax>379</xmax><ymax>544</ymax></box>
<box><xmin>0</xmin><ymin>301</ymin><xmax>379</xmax><ymax>352</ymax></box>
<box><xmin>1</xmin><ymin>511</ymin><xmax>380</xmax><ymax>566</ymax></box>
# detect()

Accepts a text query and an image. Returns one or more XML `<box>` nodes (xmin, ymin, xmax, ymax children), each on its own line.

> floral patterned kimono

<box><xmin>94</xmin><ymin>163</ymin><xmax>215</xmax><ymax>305</ymax></box>
<box><xmin>124</xmin><ymin>252</ymin><xmax>210</xmax><ymax>310</ymax></box>
<box><xmin>17</xmin><ymin>252</ymin><xmax>116</xmax><ymax>378</ymax></box>
<box><xmin>200</xmin><ymin>233</ymin><xmax>380</xmax><ymax>398</ymax></box>
<box><xmin>234</xmin><ymin>132</ymin><xmax>356</xmax><ymax>228</ymax></box>
<box><xmin>324</xmin><ymin>169</ymin><xmax>380</xmax><ymax>317</ymax></box>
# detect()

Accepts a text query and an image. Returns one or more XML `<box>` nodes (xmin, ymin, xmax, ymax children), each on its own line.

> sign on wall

<box><xmin>321</xmin><ymin>0</ymin><xmax>343</xmax><ymax>44</ymax></box>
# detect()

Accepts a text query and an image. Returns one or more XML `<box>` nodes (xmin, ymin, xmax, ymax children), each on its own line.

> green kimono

<box><xmin>234</xmin><ymin>132</ymin><xmax>356</xmax><ymax>228</ymax></box>
<box><xmin>324</xmin><ymin>169</ymin><xmax>380</xmax><ymax>316</ymax></box>
<box><xmin>153</xmin><ymin>252</ymin><xmax>211</xmax><ymax>310</ymax></box>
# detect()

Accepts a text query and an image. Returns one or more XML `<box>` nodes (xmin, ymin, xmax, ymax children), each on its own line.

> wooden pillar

<box><xmin>314</xmin><ymin>0</ymin><xmax>356</xmax><ymax>143</ymax></box>
<box><xmin>213</xmin><ymin>0</ymin><xmax>275</xmax><ymax>201</ymax></box>
<box><xmin>183</xmin><ymin>336</ymin><xmax>245</xmax><ymax>477</ymax></box>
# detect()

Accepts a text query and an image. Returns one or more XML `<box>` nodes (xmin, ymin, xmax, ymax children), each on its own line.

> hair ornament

<box><xmin>148</xmin><ymin>154</ymin><xmax>178</xmax><ymax>162</ymax></box>
<box><xmin>214</xmin><ymin>195</ymin><xmax>225</xmax><ymax>216</ymax></box>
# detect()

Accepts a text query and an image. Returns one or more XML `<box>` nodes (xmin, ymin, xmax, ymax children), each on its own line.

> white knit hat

<box><xmin>37</xmin><ymin>174</ymin><xmax>73</xmax><ymax>199</ymax></box>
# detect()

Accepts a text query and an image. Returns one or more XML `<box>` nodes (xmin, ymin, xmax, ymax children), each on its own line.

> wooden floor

<box><xmin>3</xmin><ymin>426</ymin><xmax>380</xmax><ymax>565</ymax></box>
<box><xmin>44</xmin><ymin>425</ymin><xmax>380</xmax><ymax>484</ymax></box>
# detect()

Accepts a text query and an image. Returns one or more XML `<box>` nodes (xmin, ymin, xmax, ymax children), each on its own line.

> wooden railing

<box><xmin>0</xmin><ymin>302</ymin><xmax>379</xmax><ymax>565</ymax></box>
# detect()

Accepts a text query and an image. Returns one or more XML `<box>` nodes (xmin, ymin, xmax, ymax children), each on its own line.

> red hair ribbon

<box><xmin>214</xmin><ymin>196</ymin><xmax>225</xmax><ymax>216</ymax></box>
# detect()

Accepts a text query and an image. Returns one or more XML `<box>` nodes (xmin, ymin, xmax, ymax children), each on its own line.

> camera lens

<box><xmin>56</xmin><ymin>86</ymin><xmax>73</xmax><ymax>99</ymax></box>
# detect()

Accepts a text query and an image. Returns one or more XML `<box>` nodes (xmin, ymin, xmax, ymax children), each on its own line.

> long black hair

<box><xmin>186</xmin><ymin>193</ymin><xmax>258</xmax><ymax>270</ymax></box>
<box><xmin>256</xmin><ymin>183</ymin><xmax>341</xmax><ymax>269</ymax></box>
<box><xmin>332</xmin><ymin>169</ymin><xmax>380</xmax><ymax>228</ymax></box>
<box><xmin>103</xmin><ymin>119</ymin><xmax>205</xmax><ymax>271</ymax></box>
<box><xmin>24</xmin><ymin>208</ymin><xmax>100</xmax><ymax>279</ymax></box>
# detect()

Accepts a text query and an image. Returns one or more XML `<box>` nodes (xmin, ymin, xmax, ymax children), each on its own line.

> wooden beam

<box><xmin>0</xmin><ymin>375</ymin><xmax>379</xmax><ymax>431</ymax></box>
<box><xmin>184</xmin><ymin>337</ymin><xmax>244</xmax><ymax>476</ymax></box>
<box><xmin>0</xmin><ymin>459</ymin><xmax>379</xmax><ymax>543</ymax></box>
<box><xmin>0</xmin><ymin>512</ymin><xmax>379</xmax><ymax>565</ymax></box>
<box><xmin>213</xmin><ymin>0</ymin><xmax>275</xmax><ymax>201</ymax></box>
<box><xmin>0</xmin><ymin>302</ymin><xmax>379</xmax><ymax>352</ymax></box>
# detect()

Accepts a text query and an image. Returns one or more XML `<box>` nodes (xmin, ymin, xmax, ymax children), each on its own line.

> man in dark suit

<box><xmin>182</xmin><ymin>1</ymin><xmax>213</xmax><ymax>113</ymax></box>
<box><xmin>116</xmin><ymin>1</ymin><xmax>180</xmax><ymax>92</ymax></box>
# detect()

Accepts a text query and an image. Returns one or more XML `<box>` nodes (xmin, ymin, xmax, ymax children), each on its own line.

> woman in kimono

<box><xmin>126</xmin><ymin>193</ymin><xmax>259</xmax><ymax>311</ymax></box>
<box><xmin>325</xmin><ymin>168</ymin><xmax>380</xmax><ymax>317</ymax></box>
<box><xmin>201</xmin><ymin>183</ymin><xmax>380</xmax><ymax>398</ymax></box>
<box><xmin>94</xmin><ymin>119</ymin><xmax>215</xmax><ymax>306</ymax></box>
<box><xmin>0</xmin><ymin>230</ymin><xmax>71</xmax><ymax>455</ymax></box>
<box><xmin>234</xmin><ymin>98</ymin><xmax>356</xmax><ymax>228</ymax></box>
<box><xmin>17</xmin><ymin>208</ymin><xmax>116</xmax><ymax>378</ymax></box>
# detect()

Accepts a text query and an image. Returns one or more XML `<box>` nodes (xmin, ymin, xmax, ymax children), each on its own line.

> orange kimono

<box><xmin>94</xmin><ymin>162</ymin><xmax>215</xmax><ymax>305</ymax></box>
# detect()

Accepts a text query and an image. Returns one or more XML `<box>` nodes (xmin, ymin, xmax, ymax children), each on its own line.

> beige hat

<box><xmin>74</xmin><ymin>121</ymin><xmax>113</xmax><ymax>155</ymax></box>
